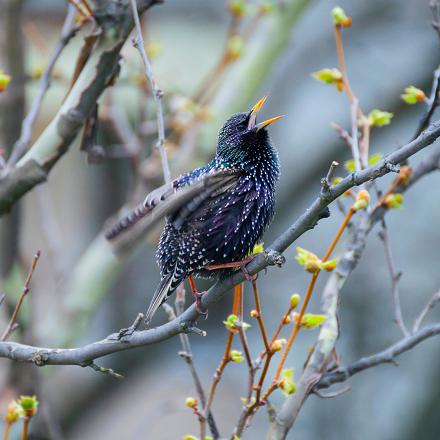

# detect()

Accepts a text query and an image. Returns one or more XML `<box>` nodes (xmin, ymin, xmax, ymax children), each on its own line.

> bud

<box><xmin>282</xmin><ymin>314</ymin><xmax>292</xmax><ymax>324</ymax></box>
<box><xmin>185</xmin><ymin>397</ymin><xmax>197</xmax><ymax>408</ymax></box>
<box><xmin>304</xmin><ymin>259</ymin><xmax>321</xmax><ymax>274</ymax></box>
<box><xmin>0</xmin><ymin>71</ymin><xmax>11</xmax><ymax>93</ymax></box>
<box><xmin>279</xmin><ymin>368</ymin><xmax>297</xmax><ymax>395</ymax></box>
<box><xmin>331</xmin><ymin>6</ymin><xmax>352</xmax><ymax>27</ymax></box>
<box><xmin>226</xmin><ymin>35</ymin><xmax>245</xmax><ymax>61</ymax></box>
<box><xmin>300</xmin><ymin>313</ymin><xmax>327</xmax><ymax>329</ymax></box>
<box><xmin>5</xmin><ymin>400</ymin><xmax>22</xmax><ymax>423</ymax></box>
<box><xmin>353</xmin><ymin>190</ymin><xmax>370</xmax><ymax>211</ymax></box>
<box><xmin>17</xmin><ymin>395</ymin><xmax>38</xmax><ymax>418</ymax></box>
<box><xmin>230</xmin><ymin>350</ymin><xmax>244</xmax><ymax>363</ymax></box>
<box><xmin>223</xmin><ymin>314</ymin><xmax>239</xmax><ymax>331</ymax></box>
<box><xmin>184</xmin><ymin>436</ymin><xmax>199</xmax><ymax>440</ymax></box>
<box><xmin>401</xmin><ymin>85</ymin><xmax>426</xmax><ymax>104</ymax></box>
<box><xmin>295</xmin><ymin>247</ymin><xmax>321</xmax><ymax>273</ymax></box>
<box><xmin>250</xmin><ymin>309</ymin><xmax>259</xmax><ymax>318</ymax></box>
<box><xmin>228</xmin><ymin>0</ymin><xmax>248</xmax><ymax>17</ymax></box>
<box><xmin>312</xmin><ymin>68</ymin><xmax>344</xmax><ymax>92</ymax></box>
<box><xmin>322</xmin><ymin>259</ymin><xmax>338</xmax><ymax>272</ymax></box>
<box><xmin>384</xmin><ymin>193</ymin><xmax>403</xmax><ymax>209</ymax></box>
<box><xmin>290</xmin><ymin>294</ymin><xmax>301</xmax><ymax>309</ymax></box>
<box><xmin>367</xmin><ymin>109</ymin><xmax>393</xmax><ymax>127</ymax></box>
<box><xmin>398</xmin><ymin>166</ymin><xmax>413</xmax><ymax>185</ymax></box>
<box><xmin>251</xmin><ymin>242</ymin><xmax>264</xmax><ymax>255</ymax></box>
<box><xmin>331</xmin><ymin>177</ymin><xmax>343</xmax><ymax>185</ymax></box>
<box><xmin>271</xmin><ymin>338</ymin><xmax>286</xmax><ymax>352</ymax></box>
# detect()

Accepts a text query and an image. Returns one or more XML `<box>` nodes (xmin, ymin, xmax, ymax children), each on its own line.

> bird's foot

<box><xmin>192</xmin><ymin>290</ymin><xmax>208</xmax><ymax>318</ymax></box>
<box><xmin>188</xmin><ymin>275</ymin><xmax>208</xmax><ymax>318</ymax></box>
<box><xmin>116</xmin><ymin>313</ymin><xmax>145</xmax><ymax>339</ymax></box>
<box><xmin>206</xmin><ymin>255</ymin><xmax>257</xmax><ymax>282</ymax></box>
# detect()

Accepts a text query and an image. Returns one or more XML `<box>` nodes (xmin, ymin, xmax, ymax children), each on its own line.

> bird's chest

<box><xmin>198</xmin><ymin>175</ymin><xmax>275</xmax><ymax>263</ymax></box>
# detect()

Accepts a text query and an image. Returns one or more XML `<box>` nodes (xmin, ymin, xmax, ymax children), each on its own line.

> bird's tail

<box><xmin>105</xmin><ymin>203</ymin><xmax>149</xmax><ymax>240</ymax></box>
<box><xmin>145</xmin><ymin>272</ymin><xmax>180</xmax><ymax>326</ymax></box>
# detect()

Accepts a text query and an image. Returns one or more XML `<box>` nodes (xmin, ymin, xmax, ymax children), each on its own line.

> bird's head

<box><xmin>216</xmin><ymin>97</ymin><xmax>283</xmax><ymax>162</ymax></box>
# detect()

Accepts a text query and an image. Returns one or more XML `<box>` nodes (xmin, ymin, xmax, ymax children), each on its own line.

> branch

<box><xmin>0</xmin><ymin>0</ymin><xmax>162</xmax><ymax>216</ymax></box>
<box><xmin>412</xmin><ymin>64</ymin><xmax>440</xmax><ymax>139</ymax></box>
<box><xmin>129</xmin><ymin>0</ymin><xmax>171</xmax><ymax>184</ymax></box>
<box><xmin>316</xmin><ymin>324</ymin><xmax>440</xmax><ymax>389</ymax></box>
<box><xmin>0</xmin><ymin>121</ymin><xmax>440</xmax><ymax>364</ymax></box>
<box><xmin>1</xmin><ymin>251</ymin><xmax>41</xmax><ymax>341</ymax></box>
<box><xmin>413</xmin><ymin>290</ymin><xmax>440</xmax><ymax>332</ymax></box>
<box><xmin>7</xmin><ymin>5</ymin><xmax>79</xmax><ymax>166</ymax></box>
<box><xmin>378</xmin><ymin>221</ymin><xmax>409</xmax><ymax>337</ymax></box>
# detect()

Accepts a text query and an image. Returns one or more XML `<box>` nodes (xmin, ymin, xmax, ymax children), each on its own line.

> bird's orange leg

<box><xmin>205</xmin><ymin>255</ymin><xmax>257</xmax><ymax>281</ymax></box>
<box><xmin>188</xmin><ymin>275</ymin><xmax>208</xmax><ymax>316</ymax></box>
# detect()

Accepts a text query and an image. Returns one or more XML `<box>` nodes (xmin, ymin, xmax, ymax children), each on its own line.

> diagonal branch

<box><xmin>129</xmin><ymin>0</ymin><xmax>171</xmax><ymax>184</ymax></box>
<box><xmin>316</xmin><ymin>323</ymin><xmax>440</xmax><ymax>390</ymax></box>
<box><xmin>7</xmin><ymin>5</ymin><xmax>80</xmax><ymax>166</ymax></box>
<box><xmin>0</xmin><ymin>121</ymin><xmax>439</xmax><ymax>366</ymax></box>
<box><xmin>0</xmin><ymin>0</ymin><xmax>163</xmax><ymax>216</ymax></box>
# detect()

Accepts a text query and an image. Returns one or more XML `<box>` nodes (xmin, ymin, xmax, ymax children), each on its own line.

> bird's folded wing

<box><xmin>105</xmin><ymin>169</ymin><xmax>241</xmax><ymax>240</ymax></box>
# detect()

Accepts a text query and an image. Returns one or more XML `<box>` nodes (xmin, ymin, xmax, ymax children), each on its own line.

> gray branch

<box><xmin>0</xmin><ymin>120</ymin><xmax>440</xmax><ymax>366</ymax></box>
<box><xmin>316</xmin><ymin>324</ymin><xmax>440</xmax><ymax>389</ymax></box>
<box><xmin>0</xmin><ymin>0</ymin><xmax>162</xmax><ymax>216</ymax></box>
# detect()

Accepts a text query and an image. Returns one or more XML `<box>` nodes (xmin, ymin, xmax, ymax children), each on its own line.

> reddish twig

<box><xmin>1</xmin><ymin>251</ymin><xmax>41</xmax><ymax>341</ymax></box>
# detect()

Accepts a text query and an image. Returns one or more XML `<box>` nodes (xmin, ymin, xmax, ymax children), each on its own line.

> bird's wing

<box><xmin>105</xmin><ymin>169</ymin><xmax>241</xmax><ymax>240</ymax></box>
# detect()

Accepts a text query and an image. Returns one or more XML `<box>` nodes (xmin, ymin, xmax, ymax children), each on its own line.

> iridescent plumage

<box><xmin>106</xmin><ymin>99</ymin><xmax>283</xmax><ymax>324</ymax></box>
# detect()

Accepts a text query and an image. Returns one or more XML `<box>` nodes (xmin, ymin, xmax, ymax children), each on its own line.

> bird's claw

<box><xmin>116</xmin><ymin>313</ymin><xmax>145</xmax><ymax>339</ymax></box>
<box><xmin>241</xmin><ymin>265</ymin><xmax>257</xmax><ymax>282</ymax></box>
<box><xmin>193</xmin><ymin>290</ymin><xmax>208</xmax><ymax>319</ymax></box>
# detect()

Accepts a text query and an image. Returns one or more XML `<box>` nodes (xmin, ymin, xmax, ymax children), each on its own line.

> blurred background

<box><xmin>0</xmin><ymin>0</ymin><xmax>439</xmax><ymax>439</ymax></box>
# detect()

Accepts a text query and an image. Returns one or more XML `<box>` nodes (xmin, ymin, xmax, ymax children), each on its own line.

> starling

<box><xmin>107</xmin><ymin>97</ymin><xmax>283</xmax><ymax>324</ymax></box>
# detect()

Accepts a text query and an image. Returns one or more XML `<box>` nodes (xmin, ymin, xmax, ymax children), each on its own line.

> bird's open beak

<box><xmin>248</xmin><ymin>96</ymin><xmax>284</xmax><ymax>131</ymax></box>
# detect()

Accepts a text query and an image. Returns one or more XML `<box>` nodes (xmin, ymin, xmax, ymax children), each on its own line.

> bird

<box><xmin>107</xmin><ymin>97</ymin><xmax>284</xmax><ymax>325</ymax></box>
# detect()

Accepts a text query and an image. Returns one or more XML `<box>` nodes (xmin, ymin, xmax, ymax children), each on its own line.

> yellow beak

<box><xmin>255</xmin><ymin>115</ymin><xmax>285</xmax><ymax>131</ymax></box>
<box><xmin>248</xmin><ymin>96</ymin><xmax>284</xmax><ymax>131</ymax></box>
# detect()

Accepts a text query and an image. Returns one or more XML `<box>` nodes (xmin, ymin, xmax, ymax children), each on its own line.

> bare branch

<box><xmin>413</xmin><ymin>64</ymin><xmax>440</xmax><ymax>139</ymax></box>
<box><xmin>0</xmin><ymin>123</ymin><xmax>440</xmax><ymax>364</ymax></box>
<box><xmin>316</xmin><ymin>323</ymin><xmax>440</xmax><ymax>390</ymax></box>
<box><xmin>7</xmin><ymin>5</ymin><xmax>79</xmax><ymax>166</ymax></box>
<box><xmin>378</xmin><ymin>221</ymin><xmax>409</xmax><ymax>337</ymax></box>
<box><xmin>129</xmin><ymin>0</ymin><xmax>171</xmax><ymax>184</ymax></box>
<box><xmin>413</xmin><ymin>290</ymin><xmax>440</xmax><ymax>332</ymax></box>
<box><xmin>0</xmin><ymin>0</ymin><xmax>162</xmax><ymax>216</ymax></box>
<box><xmin>1</xmin><ymin>251</ymin><xmax>41</xmax><ymax>341</ymax></box>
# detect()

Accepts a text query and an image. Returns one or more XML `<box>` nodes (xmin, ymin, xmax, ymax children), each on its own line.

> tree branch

<box><xmin>316</xmin><ymin>324</ymin><xmax>440</xmax><ymax>390</ymax></box>
<box><xmin>0</xmin><ymin>0</ymin><xmax>163</xmax><ymax>216</ymax></box>
<box><xmin>7</xmin><ymin>5</ymin><xmax>79</xmax><ymax>166</ymax></box>
<box><xmin>0</xmin><ymin>121</ymin><xmax>439</xmax><ymax>365</ymax></box>
<box><xmin>129</xmin><ymin>0</ymin><xmax>171</xmax><ymax>184</ymax></box>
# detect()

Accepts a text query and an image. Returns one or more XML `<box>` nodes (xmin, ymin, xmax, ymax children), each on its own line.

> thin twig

<box><xmin>378</xmin><ymin>221</ymin><xmax>409</xmax><ymax>337</ymax></box>
<box><xmin>1</xmin><ymin>251</ymin><xmax>41</xmax><ymax>341</ymax></box>
<box><xmin>331</xmin><ymin>122</ymin><xmax>353</xmax><ymax>148</ymax></box>
<box><xmin>202</xmin><ymin>285</ymin><xmax>242</xmax><ymax>436</ymax></box>
<box><xmin>170</xmin><ymin>286</ymin><xmax>221</xmax><ymax>440</ymax></box>
<box><xmin>413</xmin><ymin>290</ymin><xmax>440</xmax><ymax>332</ymax></box>
<box><xmin>82</xmin><ymin>360</ymin><xmax>124</xmax><ymax>379</ymax></box>
<box><xmin>413</xmin><ymin>65</ymin><xmax>440</xmax><ymax>139</ymax></box>
<box><xmin>430</xmin><ymin>0</ymin><xmax>440</xmax><ymax>41</ymax></box>
<box><xmin>129</xmin><ymin>0</ymin><xmax>171</xmax><ymax>184</ymax></box>
<box><xmin>7</xmin><ymin>6</ymin><xmax>79</xmax><ymax>166</ymax></box>
<box><xmin>273</xmin><ymin>207</ymin><xmax>356</xmax><ymax>381</ymax></box>
<box><xmin>251</xmin><ymin>280</ymin><xmax>270</xmax><ymax>352</ymax></box>
<box><xmin>317</xmin><ymin>323</ymin><xmax>440</xmax><ymax>389</ymax></box>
